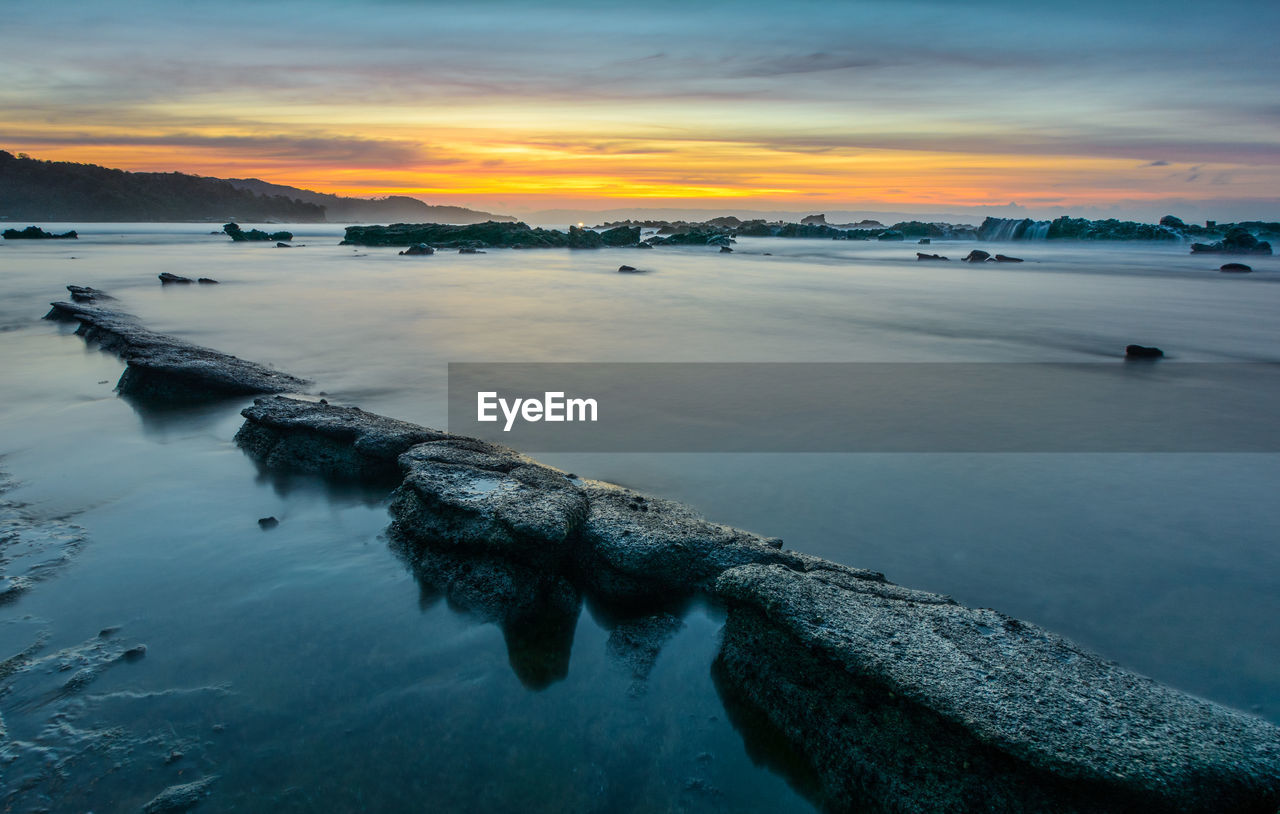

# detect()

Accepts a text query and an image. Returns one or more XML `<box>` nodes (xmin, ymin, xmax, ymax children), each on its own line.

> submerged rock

<box><xmin>257</xmin><ymin>516</ymin><xmax>279</xmax><ymax>530</ymax></box>
<box><xmin>159</xmin><ymin>273</ymin><xmax>193</xmax><ymax>284</ymax></box>
<box><xmin>197</xmin><ymin>277</ymin><xmax>219</xmax><ymax>284</ymax></box>
<box><xmin>993</xmin><ymin>254</ymin><xmax>1024</xmax><ymax>262</ymax></box>
<box><xmin>714</xmin><ymin>564</ymin><xmax>1280</xmax><ymax>813</ymax></box>
<box><xmin>1220</xmin><ymin>262</ymin><xmax>1253</xmax><ymax>272</ymax></box>
<box><xmin>141</xmin><ymin>775</ymin><xmax>218</xmax><ymax>813</ymax></box>
<box><xmin>399</xmin><ymin>243</ymin><xmax>434</xmax><ymax>255</ymax></box>
<box><xmin>963</xmin><ymin>249</ymin><xmax>991</xmax><ymax>263</ymax></box>
<box><xmin>720</xmin><ymin>245</ymin><xmax>733</xmax><ymax>253</ymax></box>
<box><xmin>916</xmin><ymin>253</ymin><xmax>948</xmax><ymax>261</ymax></box>
<box><xmin>43</xmin><ymin>300</ymin><xmax>308</xmax><ymax>403</ymax></box>
<box><xmin>618</xmin><ymin>264</ymin><xmax>638</xmax><ymax>272</ymax></box>
<box><xmin>1125</xmin><ymin>344</ymin><xmax>1164</xmax><ymax>359</ymax></box>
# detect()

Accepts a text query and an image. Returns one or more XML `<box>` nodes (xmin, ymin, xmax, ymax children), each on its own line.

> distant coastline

<box><xmin>0</xmin><ymin>151</ymin><xmax>513</xmax><ymax>225</ymax></box>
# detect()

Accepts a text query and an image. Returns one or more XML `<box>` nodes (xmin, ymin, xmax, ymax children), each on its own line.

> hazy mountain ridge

<box><xmin>0</xmin><ymin>151</ymin><xmax>512</xmax><ymax>224</ymax></box>
<box><xmin>224</xmin><ymin>178</ymin><xmax>515</xmax><ymax>224</ymax></box>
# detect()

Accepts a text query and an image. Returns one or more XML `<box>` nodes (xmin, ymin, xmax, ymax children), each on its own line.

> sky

<box><xmin>2</xmin><ymin>0</ymin><xmax>1278</xmax><ymax>221</ymax></box>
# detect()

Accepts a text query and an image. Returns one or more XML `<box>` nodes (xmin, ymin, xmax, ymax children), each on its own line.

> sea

<box><xmin>1</xmin><ymin>223</ymin><xmax>1277</xmax><ymax>811</ymax></box>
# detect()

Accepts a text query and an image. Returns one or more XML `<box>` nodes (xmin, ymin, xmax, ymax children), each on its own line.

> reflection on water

<box><xmin>0</xmin><ymin>225</ymin><xmax>1278</xmax><ymax>809</ymax></box>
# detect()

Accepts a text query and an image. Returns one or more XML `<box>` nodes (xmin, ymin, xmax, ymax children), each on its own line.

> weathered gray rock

<box><xmin>237</xmin><ymin>396</ymin><xmax>447</xmax><ymax>479</ymax></box>
<box><xmin>714</xmin><ymin>564</ymin><xmax>1280</xmax><ymax>813</ymax></box>
<box><xmin>44</xmin><ymin>301</ymin><xmax>308</xmax><ymax>403</ymax></box>
<box><xmin>230</xmin><ymin>395</ymin><xmax>1280</xmax><ymax>811</ymax></box>
<box><xmin>391</xmin><ymin>443</ymin><xmax>588</xmax><ymax>567</ymax></box>
<box><xmin>573</xmin><ymin>481</ymin><xmax>799</xmax><ymax>603</ymax></box>
<box><xmin>66</xmin><ymin>284</ymin><xmax>111</xmax><ymax>303</ymax></box>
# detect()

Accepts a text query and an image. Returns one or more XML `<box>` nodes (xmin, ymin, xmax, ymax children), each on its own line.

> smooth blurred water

<box><xmin>1</xmin><ymin>224</ymin><xmax>1278</xmax><ymax>810</ymax></box>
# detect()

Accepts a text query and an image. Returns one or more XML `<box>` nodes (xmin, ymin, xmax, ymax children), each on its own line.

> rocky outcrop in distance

<box><xmin>223</xmin><ymin>222</ymin><xmax>293</xmax><ymax>242</ymax></box>
<box><xmin>1191</xmin><ymin>227</ymin><xmax>1273</xmax><ymax>255</ymax></box>
<box><xmin>2</xmin><ymin>225</ymin><xmax>77</xmax><ymax>239</ymax></box>
<box><xmin>341</xmin><ymin>222</ymin><xmax>642</xmax><ymax>249</ymax></box>
<box><xmin>234</xmin><ymin>391</ymin><xmax>1280</xmax><ymax>813</ymax></box>
<box><xmin>43</xmin><ymin>297</ymin><xmax>308</xmax><ymax>403</ymax></box>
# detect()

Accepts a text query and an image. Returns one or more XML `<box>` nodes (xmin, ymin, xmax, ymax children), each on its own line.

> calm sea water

<box><xmin>1</xmin><ymin>224</ymin><xmax>1278</xmax><ymax>811</ymax></box>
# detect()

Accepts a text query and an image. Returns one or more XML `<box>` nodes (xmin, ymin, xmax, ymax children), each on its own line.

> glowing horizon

<box><xmin>3</xmin><ymin>0</ymin><xmax>1278</xmax><ymax>220</ymax></box>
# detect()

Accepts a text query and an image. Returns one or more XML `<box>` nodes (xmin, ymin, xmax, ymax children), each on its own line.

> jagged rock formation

<box><xmin>232</xmin><ymin>392</ymin><xmax>1280</xmax><ymax>813</ymax></box>
<box><xmin>43</xmin><ymin>299</ymin><xmax>308</xmax><ymax>402</ymax></box>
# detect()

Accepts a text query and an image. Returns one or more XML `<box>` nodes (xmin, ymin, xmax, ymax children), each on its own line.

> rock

<box><xmin>1220</xmin><ymin>263</ymin><xmax>1253</xmax><ymax>272</ymax></box>
<box><xmin>458</xmin><ymin>247</ymin><xmax>485</xmax><ymax>254</ymax></box>
<box><xmin>574</xmin><ymin>481</ymin><xmax>799</xmax><ymax>603</ymax></box>
<box><xmin>43</xmin><ymin>300</ymin><xmax>309</xmax><ymax>403</ymax></box>
<box><xmin>141</xmin><ymin>775</ymin><xmax>217</xmax><ymax>813</ymax></box>
<box><xmin>964</xmin><ymin>250</ymin><xmax>991</xmax><ymax>263</ymax></box>
<box><xmin>714</xmin><ymin>564</ymin><xmax>1280</xmax><ymax>813</ymax></box>
<box><xmin>918</xmin><ymin>238</ymin><xmax>930</xmax><ymax>244</ymax></box>
<box><xmin>399</xmin><ymin>243</ymin><xmax>435</xmax><ymax>256</ymax></box>
<box><xmin>720</xmin><ymin>246</ymin><xmax>733</xmax><ymax>253</ymax></box>
<box><xmin>158</xmin><ymin>272</ymin><xmax>194</xmax><ymax>284</ymax></box>
<box><xmin>800</xmin><ymin>214</ymin><xmax>828</xmax><ymax>226</ymax></box>
<box><xmin>223</xmin><ymin>222</ymin><xmax>293</xmax><ymax>242</ymax></box>
<box><xmin>617</xmin><ymin>265</ymin><xmax>641</xmax><ymax>273</ymax></box>
<box><xmin>391</xmin><ymin>443</ymin><xmax>589</xmax><ymax>568</ymax></box>
<box><xmin>343</xmin><ymin>221</ymin><xmax>638</xmax><ymax>250</ymax></box>
<box><xmin>916</xmin><ymin>253</ymin><xmax>948</xmax><ymax>261</ymax></box>
<box><xmin>994</xmin><ymin>254</ymin><xmax>1024</xmax><ymax>262</ymax></box>
<box><xmin>66</xmin><ymin>285</ymin><xmax>111</xmax><ymax>302</ymax></box>
<box><xmin>1125</xmin><ymin>344</ymin><xmax>1164</xmax><ymax>359</ymax></box>
<box><xmin>224</xmin><ymin>392</ymin><xmax>1280</xmax><ymax>810</ymax></box>
<box><xmin>236</xmin><ymin>395</ymin><xmax>447</xmax><ymax>479</ymax></box>
<box><xmin>276</xmin><ymin>242</ymin><xmax>290</xmax><ymax>248</ymax></box>
<box><xmin>1191</xmin><ymin>228</ymin><xmax>1273</xmax><ymax>255</ymax></box>
<box><xmin>122</xmin><ymin>644</ymin><xmax>148</xmax><ymax>661</ymax></box>
<box><xmin>257</xmin><ymin>516</ymin><xmax>279</xmax><ymax>530</ymax></box>
<box><xmin>2</xmin><ymin>225</ymin><xmax>77</xmax><ymax>239</ymax></box>
<box><xmin>197</xmin><ymin>277</ymin><xmax>219</xmax><ymax>284</ymax></box>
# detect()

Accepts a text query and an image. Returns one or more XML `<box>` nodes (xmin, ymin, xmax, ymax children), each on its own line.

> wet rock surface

<box><xmin>714</xmin><ymin>564</ymin><xmax>1280</xmax><ymax>812</ymax></box>
<box><xmin>237</xmin><ymin>395</ymin><xmax>447</xmax><ymax>479</ymax></box>
<box><xmin>236</xmin><ymin>392</ymin><xmax>1280</xmax><ymax>812</ymax></box>
<box><xmin>44</xmin><ymin>300</ymin><xmax>309</xmax><ymax>403</ymax></box>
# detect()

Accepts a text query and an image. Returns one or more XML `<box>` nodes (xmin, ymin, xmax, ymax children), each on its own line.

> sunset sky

<box><xmin>3</xmin><ymin>0</ymin><xmax>1278</xmax><ymax>220</ymax></box>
